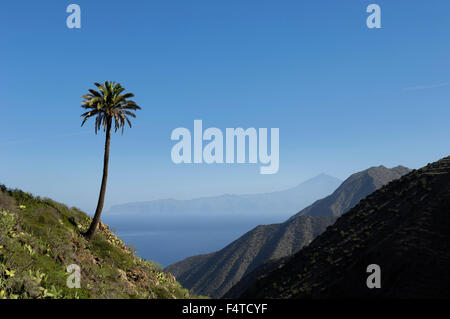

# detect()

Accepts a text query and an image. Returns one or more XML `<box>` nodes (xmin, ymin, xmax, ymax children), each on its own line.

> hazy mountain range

<box><xmin>166</xmin><ymin>165</ymin><xmax>411</xmax><ymax>298</ymax></box>
<box><xmin>238</xmin><ymin>157</ymin><xmax>450</xmax><ymax>298</ymax></box>
<box><xmin>104</xmin><ymin>174</ymin><xmax>342</xmax><ymax>231</ymax></box>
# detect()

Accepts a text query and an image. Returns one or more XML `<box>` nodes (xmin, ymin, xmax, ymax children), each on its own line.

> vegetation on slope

<box><xmin>167</xmin><ymin>216</ymin><xmax>334</xmax><ymax>298</ymax></box>
<box><xmin>293</xmin><ymin>165</ymin><xmax>410</xmax><ymax>218</ymax></box>
<box><xmin>167</xmin><ymin>165</ymin><xmax>410</xmax><ymax>298</ymax></box>
<box><xmin>240</xmin><ymin>157</ymin><xmax>450</xmax><ymax>298</ymax></box>
<box><xmin>0</xmin><ymin>185</ymin><xmax>191</xmax><ymax>299</ymax></box>
<box><xmin>224</xmin><ymin>166</ymin><xmax>411</xmax><ymax>298</ymax></box>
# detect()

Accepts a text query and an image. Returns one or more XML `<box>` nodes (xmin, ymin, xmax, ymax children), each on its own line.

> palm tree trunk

<box><xmin>84</xmin><ymin>119</ymin><xmax>112</xmax><ymax>240</ymax></box>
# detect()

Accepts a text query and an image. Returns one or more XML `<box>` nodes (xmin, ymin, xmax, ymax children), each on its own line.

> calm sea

<box><xmin>115</xmin><ymin>228</ymin><xmax>249</xmax><ymax>267</ymax></box>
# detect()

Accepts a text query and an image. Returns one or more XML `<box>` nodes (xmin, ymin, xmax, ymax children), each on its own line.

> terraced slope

<box><xmin>167</xmin><ymin>216</ymin><xmax>334</xmax><ymax>298</ymax></box>
<box><xmin>167</xmin><ymin>165</ymin><xmax>410</xmax><ymax>298</ymax></box>
<box><xmin>240</xmin><ymin>157</ymin><xmax>450</xmax><ymax>298</ymax></box>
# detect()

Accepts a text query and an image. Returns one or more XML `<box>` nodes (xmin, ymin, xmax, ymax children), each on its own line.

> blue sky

<box><xmin>1</xmin><ymin>0</ymin><xmax>450</xmax><ymax>212</ymax></box>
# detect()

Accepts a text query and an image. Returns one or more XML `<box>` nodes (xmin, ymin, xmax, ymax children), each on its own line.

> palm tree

<box><xmin>81</xmin><ymin>81</ymin><xmax>141</xmax><ymax>240</ymax></box>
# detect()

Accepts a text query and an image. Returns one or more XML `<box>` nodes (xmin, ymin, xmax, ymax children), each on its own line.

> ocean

<box><xmin>114</xmin><ymin>228</ymin><xmax>250</xmax><ymax>267</ymax></box>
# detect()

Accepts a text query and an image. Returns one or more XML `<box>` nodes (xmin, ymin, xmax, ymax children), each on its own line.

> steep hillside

<box><xmin>166</xmin><ymin>215</ymin><xmax>334</xmax><ymax>298</ymax></box>
<box><xmin>239</xmin><ymin>157</ymin><xmax>450</xmax><ymax>298</ymax></box>
<box><xmin>0</xmin><ymin>185</ymin><xmax>191</xmax><ymax>299</ymax></box>
<box><xmin>294</xmin><ymin>165</ymin><xmax>410</xmax><ymax>218</ymax></box>
<box><xmin>167</xmin><ymin>166</ymin><xmax>409</xmax><ymax>298</ymax></box>
<box><xmin>223</xmin><ymin>256</ymin><xmax>290</xmax><ymax>299</ymax></box>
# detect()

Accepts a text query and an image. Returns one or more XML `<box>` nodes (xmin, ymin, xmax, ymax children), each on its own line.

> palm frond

<box><xmin>80</xmin><ymin>81</ymin><xmax>141</xmax><ymax>134</ymax></box>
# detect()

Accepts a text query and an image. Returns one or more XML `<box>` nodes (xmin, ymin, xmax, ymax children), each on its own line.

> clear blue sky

<box><xmin>1</xmin><ymin>0</ymin><xmax>450</xmax><ymax>213</ymax></box>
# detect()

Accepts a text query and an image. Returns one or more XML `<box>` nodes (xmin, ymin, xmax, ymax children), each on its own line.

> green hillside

<box><xmin>0</xmin><ymin>185</ymin><xmax>191</xmax><ymax>299</ymax></box>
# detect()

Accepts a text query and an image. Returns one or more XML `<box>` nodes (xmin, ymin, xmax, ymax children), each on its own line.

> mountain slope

<box><xmin>105</xmin><ymin>174</ymin><xmax>342</xmax><ymax>231</ymax></box>
<box><xmin>239</xmin><ymin>157</ymin><xmax>450</xmax><ymax>298</ymax></box>
<box><xmin>166</xmin><ymin>165</ymin><xmax>410</xmax><ymax>298</ymax></box>
<box><xmin>0</xmin><ymin>185</ymin><xmax>191</xmax><ymax>299</ymax></box>
<box><xmin>294</xmin><ymin>165</ymin><xmax>410</xmax><ymax>218</ymax></box>
<box><xmin>166</xmin><ymin>216</ymin><xmax>335</xmax><ymax>299</ymax></box>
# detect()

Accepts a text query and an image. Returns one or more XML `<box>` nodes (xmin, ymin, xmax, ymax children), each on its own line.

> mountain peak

<box><xmin>293</xmin><ymin>165</ymin><xmax>411</xmax><ymax>218</ymax></box>
<box><xmin>239</xmin><ymin>156</ymin><xmax>450</xmax><ymax>298</ymax></box>
<box><xmin>166</xmin><ymin>164</ymin><xmax>410</xmax><ymax>298</ymax></box>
